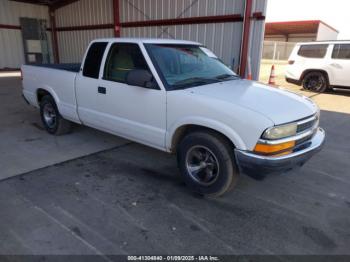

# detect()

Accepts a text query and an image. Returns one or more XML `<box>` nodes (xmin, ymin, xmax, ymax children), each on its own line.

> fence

<box><xmin>262</xmin><ymin>41</ymin><xmax>296</xmax><ymax>61</ymax></box>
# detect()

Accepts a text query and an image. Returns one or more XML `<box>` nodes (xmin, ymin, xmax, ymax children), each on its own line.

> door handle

<box><xmin>98</xmin><ymin>86</ymin><xmax>106</xmax><ymax>94</ymax></box>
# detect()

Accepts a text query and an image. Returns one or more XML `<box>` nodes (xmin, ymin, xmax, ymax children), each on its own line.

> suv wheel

<box><xmin>177</xmin><ymin>131</ymin><xmax>239</xmax><ymax>197</ymax></box>
<box><xmin>40</xmin><ymin>95</ymin><xmax>72</xmax><ymax>135</ymax></box>
<box><xmin>302</xmin><ymin>72</ymin><xmax>329</xmax><ymax>93</ymax></box>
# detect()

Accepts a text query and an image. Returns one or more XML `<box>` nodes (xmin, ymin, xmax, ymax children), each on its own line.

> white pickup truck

<box><xmin>22</xmin><ymin>38</ymin><xmax>325</xmax><ymax>196</ymax></box>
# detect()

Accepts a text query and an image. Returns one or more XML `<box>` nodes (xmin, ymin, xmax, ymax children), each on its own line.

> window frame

<box><xmin>297</xmin><ymin>44</ymin><xmax>329</xmax><ymax>59</ymax></box>
<box><xmin>332</xmin><ymin>44</ymin><xmax>350</xmax><ymax>60</ymax></box>
<box><xmin>102</xmin><ymin>42</ymin><xmax>158</xmax><ymax>89</ymax></box>
<box><xmin>82</xmin><ymin>42</ymin><xmax>108</xmax><ymax>79</ymax></box>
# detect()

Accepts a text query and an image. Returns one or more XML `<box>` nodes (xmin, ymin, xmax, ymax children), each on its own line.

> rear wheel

<box><xmin>40</xmin><ymin>95</ymin><xmax>72</xmax><ymax>135</ymax></box>
<box><xmin>302</xmin><ymin>71</ymin><xmax>329</xmax><ymax>93</ymax></box>
<box><xmin>177</xmin><ymin>131</ymin><xmax>239</xmax><ymax>197</ymax></box>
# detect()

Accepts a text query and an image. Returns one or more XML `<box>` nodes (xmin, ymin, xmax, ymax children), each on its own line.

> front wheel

<box><xmin>302</xmin><ymin>72</ymin><xmax>329</xmax><ymax>93</ymax></box>
<box><xmin>177</xmin><ymin>131</ymin><xmax>239</xmax><ymax>197</ymax></box>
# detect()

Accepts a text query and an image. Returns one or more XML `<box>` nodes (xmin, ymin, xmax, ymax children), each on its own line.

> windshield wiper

<box><xmin>171</xmin><ymin>77</ymin><xmax>220</xmax><ymax>90</ymax></box>
<box><xmin>215</xmin><ymin>74</ymin><xmax>240</xmax><ymax>80</ymax></box>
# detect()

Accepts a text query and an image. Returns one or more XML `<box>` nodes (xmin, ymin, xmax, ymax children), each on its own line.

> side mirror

<box><xmin>126</xmin><ymin>69</ymin><xmax>158</xmax><ymax>89</ymax></box>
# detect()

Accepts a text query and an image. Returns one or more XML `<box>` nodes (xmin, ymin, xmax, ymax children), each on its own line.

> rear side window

<box><xmin>297</xmin><ymin>44</ymin><xmax>328</xmax><ymax>58</ymax></box>
<box><xmin>83</xmin><ymin>42</ymin><xmax>108</xmax><ymax>79</ymax></box>
<box><xmin>332</xmin><ymin>44</ymin><xmax>350</xmax><ymax>59</ymax></box>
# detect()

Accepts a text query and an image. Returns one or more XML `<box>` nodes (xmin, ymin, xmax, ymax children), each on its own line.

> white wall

<box><xmin>0</xmin><ymin>0</ymin><xmax>50</xmax><ymax>69</ymax></box>
<box><xmin>317</xmin><ymin>23</ymin><xmax>338</xmax><ymax>41</ymax></box>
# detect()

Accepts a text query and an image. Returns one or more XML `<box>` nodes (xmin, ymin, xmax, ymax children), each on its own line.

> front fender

<box><xmin>166</xmin><ymin>116</ymin><xmax>247</xmax><ymax>152</ymax></box>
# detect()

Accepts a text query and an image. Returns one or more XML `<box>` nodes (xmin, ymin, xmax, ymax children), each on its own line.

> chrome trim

<box><xmin>260</xmin><ymin>114</ymin><xmax>318</xmax><ymax>145</ymax></box>
<box><xmin>258</xmin><ymin>129</ymin><xmax>315</xmax><ymax>145</ymax></box>
<box><xmin>296</xmin><ymin>115</ymin><xmax>317</xmax><ymax>126</ymax></box>
<box><xmin>235</xmin><ymin>128</ymin><xmax>325</xmax><ymax>177</ymax></box>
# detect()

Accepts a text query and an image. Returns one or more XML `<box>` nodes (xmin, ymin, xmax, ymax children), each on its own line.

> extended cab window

<box><xmin>83</xmin><ymin>42</ymin><xmax>108</xmax><ymax>78</ymax></box>
<box><xmin>332</xmin><ymin>44</ymin><xmax>350</xmax><ymax>59</ymax></box>
<box><xmin>297</xmin><ymin>44</ymin><xmax>328</xmax><ymax>58</ymax></box>
<box><xmin>103</xmin><ymin>43</ymin><xmax>149</xmax><ymax>83</ymax></box>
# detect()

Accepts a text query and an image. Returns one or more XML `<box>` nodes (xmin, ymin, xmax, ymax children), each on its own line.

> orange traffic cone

<box><xmin>268</xmin><ymin>65</ymin><xmax>276</xmax><ymax>86</ymax></box>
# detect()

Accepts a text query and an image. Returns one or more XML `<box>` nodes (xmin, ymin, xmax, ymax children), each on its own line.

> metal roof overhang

<box><xmin>9</xmin><ymin>0</ymin><xmax>79</xmax><ymax>10</ymax></box>
<box><xmin>265</xmin><ymin>20</ymin><xmax>339</xmax><ymax>37</ymax></box>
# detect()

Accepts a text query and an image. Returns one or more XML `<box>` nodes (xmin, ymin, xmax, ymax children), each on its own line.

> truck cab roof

<box><xmin>91</xmin><ymin>38</ymin><xmax>201</xmax><ymax>46</ymax></box>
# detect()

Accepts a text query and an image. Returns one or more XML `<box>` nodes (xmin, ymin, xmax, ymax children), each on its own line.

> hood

<box><xmin>187</xmin><ymin>79</ymin><xmax>318</xmax><ymax>125</ymax></box>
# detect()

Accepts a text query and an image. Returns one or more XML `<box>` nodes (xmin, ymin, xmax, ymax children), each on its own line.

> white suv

<box><xmin>286</xmin><ymin>41</ymin><xmax>350</xmax><ymax>92</ymax></box>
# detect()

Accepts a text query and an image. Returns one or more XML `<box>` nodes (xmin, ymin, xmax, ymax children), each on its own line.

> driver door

<box><xmin>95</xmin><ymin>43</ymin><xmax>167</xmax><ymax>149</ymax></box>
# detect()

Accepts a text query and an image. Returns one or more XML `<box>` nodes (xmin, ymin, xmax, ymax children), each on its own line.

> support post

<box><xmin>49</xmin><ymin>7</ymin><xmax>59</xmax><ymax>63</ymax></box>
<box><xmin>113</xmin><ymin>0</ymin><xmax>121</xmax><ymax>37</ymax></box>
<box><xmin>239</xmin><ymin>0</ymin><xmax>253</xmax><ymax>78</ymax></box>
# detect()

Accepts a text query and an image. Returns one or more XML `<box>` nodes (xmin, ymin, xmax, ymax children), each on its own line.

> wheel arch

<box><xmin>300</xmin><ymin>69</ymin><xmax>330</xmax><ymax>85</ymax></box>
<box><xmin>36</xmin><ymin>87</ymin><xmax>60</xmax><ymax>107</ymax></box>
<box><xmin>167</xmin><ymin>119</ymin><xmax>247</xmax><ymax>153</ymax></box>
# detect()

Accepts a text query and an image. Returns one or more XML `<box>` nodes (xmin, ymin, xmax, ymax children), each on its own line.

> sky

<box><xmin>266</xmin><ymin>0</ymin><xmax>350</xmax><ymax>39</ymax></box>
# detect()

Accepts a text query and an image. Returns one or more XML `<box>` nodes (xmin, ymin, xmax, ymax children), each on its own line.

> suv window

<box><xmin>83</xmin><ymin>42</ymin><xmax>108</xmax><ymax>79</ymax></box>
<box><xmin>104</xmin><ymin>43</ymin><xmax>149</xmax><ymax>83</ymax></box>
<box><xmin>297</xmin><ymin>44</ymin><xmax>328</xmax><ymax>58</ymax></box>
<box><xmin>332</xmin><ymin>44</ymin><xmax>350</xmax><ymax>59</ymax></box>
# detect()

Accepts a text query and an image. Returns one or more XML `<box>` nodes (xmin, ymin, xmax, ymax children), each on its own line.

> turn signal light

<box><xmin>254</xmin><ymin>141</ymin><xmax>296</xmax><ymax>155</ymax></box>
<box><xmin>288</xmin><ymin>60</ymin><xmax>295</xmax><ymax>65</ymax></box>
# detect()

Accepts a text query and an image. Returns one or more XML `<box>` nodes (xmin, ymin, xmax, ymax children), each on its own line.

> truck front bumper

<box><xmin>234</xmin><ymin>128</ymin><xmax>325</xmax><ymax>178</ymax></box>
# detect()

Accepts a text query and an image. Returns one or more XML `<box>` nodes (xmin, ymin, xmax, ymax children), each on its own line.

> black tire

<box><xmin>177</xmin><ymin>131</ymin><xmax>239</xmax><ymax>197</ymax></box>
<box><xmin>40</xmin><ymin>95</ymin><xmax>72</xmax><ymax>135</ymax></box>
<box><xmin>302</xmin><ymin>71</ymin><xmax>329</xmax><ymax>93</ymax></box>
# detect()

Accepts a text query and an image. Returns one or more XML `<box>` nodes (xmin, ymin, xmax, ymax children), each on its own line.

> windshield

<box><xmin>144</xmin><ymin>44</ymin><xmax>239</xmax><ymax>90</ymax></box>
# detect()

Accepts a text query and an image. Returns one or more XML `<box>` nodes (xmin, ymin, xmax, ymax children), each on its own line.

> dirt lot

<box><xmin>0</xmin><ymin>74</ymin><xmax>350</xmax><ymax>257</ymax></box>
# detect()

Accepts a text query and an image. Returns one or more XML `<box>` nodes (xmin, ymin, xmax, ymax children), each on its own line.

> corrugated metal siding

<box><xmin>55</xmin><ymin>0</ymin><xmax>114</xmax><ymax>62</ymax></box>
<box><xmin>52</xmin><ymin>0</ymin><xmax>266</xmax><ymax>75</ymax></box>
<box><xmin>0</xmin><ymin>0</ymin><xmax>50</xmax><ymax>69</ymax></box>
<box><xmin>249</xmin><ymin>0</ymin><xmax>267</xmax><ymax>79</ymax></box>
<box><xmin>55</xmin><ymin>0</ymin><xmax>113</xmax><ymax>27</ymax></box>
<box><xmin>0</xmin><ymin>29</ymin><xmax>25</xmax><ymax>68</ymax></box>
<box><xmin>0</xmin><ymin>0</ymin><xmax>266</xmax><ymax>75</ymax></box>
<box><xmin>120</xmin><ymin>0</ymin><xmax>244</xmax><ymax>22</ymax></box>
<box><xmin>123</xmin><ymin>23</ymin><xmax>242</xmax><ymax>69</ymax></box>
<box><xmin>0</xmin><ymin>0</ymin><xmax>49</xmax><ymax>25</ymax></box>
<box><xmin>58</xmin><ymin>29</ymin><xmax>114</xmax><ymax>63</ymax></box>
<box><xmin>120</xmin><ymin>0</ymin><xmax>246</xmax><ymax>70</ymax></box>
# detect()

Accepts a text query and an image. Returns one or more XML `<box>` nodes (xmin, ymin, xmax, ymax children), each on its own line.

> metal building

<box><xmin>0</xmin><ymin>0</ymin><xmax>267</xmax><ymax>79</ymax></box>
<box><xmin>265</xmin><ymin>20</ymin><xmax>339</xmax><ymax>43</ymax></box>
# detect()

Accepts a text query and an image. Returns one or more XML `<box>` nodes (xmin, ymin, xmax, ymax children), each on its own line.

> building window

<box><xmin>297</xmin><ymin>44</ymin><xmax>329</xmax><ymax>58</ymax></box>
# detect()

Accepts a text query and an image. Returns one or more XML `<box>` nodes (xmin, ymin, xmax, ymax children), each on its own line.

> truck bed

<box><xmin>28</xmin><ymin>63</ymin><xmax>81</xmax><ymax>73</ymax></box>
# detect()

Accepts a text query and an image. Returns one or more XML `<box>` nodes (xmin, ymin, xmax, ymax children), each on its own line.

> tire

<box><xmin>177</xmin><ymin>131</ymin><xmax>239</xmax><ymax>197</ymax></box>
<box><xmin>40</xmin><ymin>95</ymin><xmax>72</xmax><ymax>135</ymax></box>
<box><xmin>302</xmin><ymin>71</ymin><xmax>329</xmax><ymax>93</ymax></box>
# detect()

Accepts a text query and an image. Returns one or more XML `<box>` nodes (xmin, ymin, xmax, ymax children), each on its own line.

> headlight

<box><xmin>262</xmin><ymin>123</ymin><xmax>297</xmax><ymax>140</ymax></box>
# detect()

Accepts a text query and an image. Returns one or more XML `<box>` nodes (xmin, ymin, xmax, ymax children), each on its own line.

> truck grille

<box><xmin>295</xmin><ymin>114</ymin><xmax>319</xmax><ymax>146</ymax></box>
<box><xmin>297</xmin><ymin>115</ymin><xmax>318</xmax><ymax>133</ymax></box>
